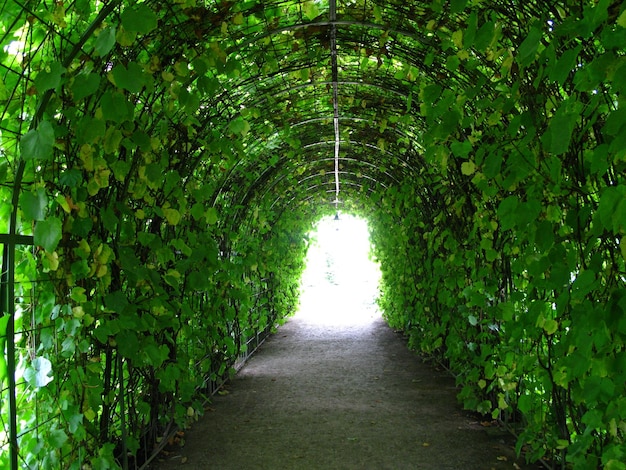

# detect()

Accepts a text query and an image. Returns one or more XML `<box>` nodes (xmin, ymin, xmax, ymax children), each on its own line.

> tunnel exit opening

<box><xmin>297</xmin><ymin>214</ymin><xmax>382</xmax><ymax>327</ymax></box>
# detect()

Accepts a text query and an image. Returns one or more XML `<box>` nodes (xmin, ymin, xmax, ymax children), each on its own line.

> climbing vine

<box><xmin>0</xmin><ymin>0</ymin><xmax>625</xmax><ymax>469</ymax></box>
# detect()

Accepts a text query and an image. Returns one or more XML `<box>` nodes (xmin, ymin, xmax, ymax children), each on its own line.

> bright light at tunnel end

<box><xmin>297</xmin><ymin>213</ymin><xmax>382</xmax><ymax>326</ymax></box>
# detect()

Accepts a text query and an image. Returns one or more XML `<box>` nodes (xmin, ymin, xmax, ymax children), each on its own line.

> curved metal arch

<box><xmin>220</xmin><ymin>133</ymin><xmax>414</xmax><ymax>215</ymax></box>
<box><xmin>270</xmin><ymin>179</ymin><xmax>382</xmax><ymax>213</ymax></box>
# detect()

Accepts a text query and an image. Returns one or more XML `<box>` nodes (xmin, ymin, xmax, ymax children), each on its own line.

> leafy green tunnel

<box><xmin>1</xmin><ymin>0</ymin><xmax>625</xmax><ymax>468</ymax></box>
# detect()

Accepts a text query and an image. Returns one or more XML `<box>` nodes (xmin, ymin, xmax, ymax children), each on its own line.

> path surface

<box><xmin>153</xmin><ymin>282</ymin><xmax>536</xmax><ymax>469</ymax></box>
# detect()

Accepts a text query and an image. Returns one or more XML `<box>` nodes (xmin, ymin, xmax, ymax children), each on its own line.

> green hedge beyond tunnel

<box><xmin>1</xmin><ymin>0</ymin><xmax>625</xmax><ymax>468</ymax></box>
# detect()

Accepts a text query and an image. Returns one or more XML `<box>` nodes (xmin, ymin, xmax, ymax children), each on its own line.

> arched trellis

<box><xmin>1</xmin><ymin>0</ymin><xmax>625</xmax><ymax>468</ymax></box>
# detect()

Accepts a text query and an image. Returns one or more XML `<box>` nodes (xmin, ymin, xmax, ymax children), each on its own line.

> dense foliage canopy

<box><xmin>1</xmin><ymin>0</ymin><xmax>625</xmax><ymax>468</ymax></box>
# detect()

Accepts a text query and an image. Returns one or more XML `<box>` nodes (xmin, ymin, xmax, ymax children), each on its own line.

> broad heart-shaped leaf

<box><xmin>48</xmin><ymin>428</ymin><xmax>69</xmax><ymax>448</ymax></box>
<box><xmin>19</xmin><ymin>188</ymin><xmax>48</xmax><ymax>221</ymax></box>
<box><xmin>516</xmin><ymin>26</ymin><xmax>542</xmax><ymax>67</ymax></box>
<box><xmin>101</xmin><ymin>91</ymin><xmax>134</xmax><ymax>123</ymax></box>
<box><xmin>112</xmin><ymin>62</ymin><xmax>146</xmax><ymax>94</ymax></box>
<box><xmin>596</xmin><ymin>185</ymin><xmax>626</xmax><ymax>234</ymax></box>
<box><xmin>549</xmin><ymin>45</ymin><xmax>581</xmax><ymax>86</ymax></box>
<box><xmin>450</xmin><ymin>0</ymin><xmax>467</xmax><ymax>14</ymax></box>
<box><xmin>541</xmin><ymin>99</ymin><xmax>583</xmax><ymax>155</ymax></box>
<box><xmin>20</xmin><ymin>120</ymin><xmax>55</xmax><ymax>161</ymax></box>
<box><xmin>496</xmin><ymin>195</ymin><xmax>519</xmax><ymax>231</ymax></box>
<box><xmin>24</xmin><ymin>356</ymin><xmax>53</xmax><ymax>388</ymax></box>
<box><xmin>121</xmin><ymin>4</ymin><xmax>158</xmax><ymax>34</ymax></box>
<box><xmin>71</xmin><ymin>72</ymin><xmax>100</xmax><ymax>101</ymax></box>
<box><xmin>34</xmin><ymin>62</ymin><xmax>66</xmax><ymax>93</ymax></box>
<box><xmin>94</xmin><ymin>26</ymin><xmax>116</xmax><ymax>56</ymax></box>
<box><xmin>34</xmin><ymin>217</ymin><xmax>63</xmax><ymax>252</ymax></box>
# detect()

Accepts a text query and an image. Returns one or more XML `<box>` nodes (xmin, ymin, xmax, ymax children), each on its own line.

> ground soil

<box><xmin>152</xmin><ymin>280</ymin><xmax>541</xmax><ymax>470</ymax></box>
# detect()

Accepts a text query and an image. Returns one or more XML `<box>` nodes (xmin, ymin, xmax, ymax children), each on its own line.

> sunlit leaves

<box><xmin>228</xmin><ymin>116</ymin><xmax>251</xmax><ymax>136</ymax></box>
<box><xmin>20</xmin><ymin>120</ymin><xmax>55</xmax><ymax>161</ymax></box>
<box><xmin>24</xmin><ymin>356</ymin><xmax>54</xmax><ymax>388</ymax></box>
<box><xmin>302</xmin><ymin>0</ymin><xmax>320</xmax><ymax>20</ymax></box>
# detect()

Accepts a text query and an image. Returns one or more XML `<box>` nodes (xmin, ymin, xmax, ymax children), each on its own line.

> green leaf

<box><xmin>451</xmin><ymin>140</ymin><xmax>472</xmax><ymax>158</ymax></box>
<box><xmin>34</xmin><ymin>217</ymin><xmax>63</xmax><ymax>252</ymax></box>
<box><xmin>49</xmin><ymin>429</ymin><xmax>69</xmax><ymax>448</ymax></box>
<box><xmin>20</xmin><ymin>120</ymin><xmax>55</xmax><ymax>161</ymax></box>
<box><xmin>516</xmin><ymin>26</ymin><xmax>542</xmax><ymax>67</ymax></box>
<box><xmin>101</xmin><ymin>91</ymin><xmax>133</xmax><ymax>123</ymax></box>
<box><xmin>34</xmin><ymin>62</ymin><xmax>66</xmax><ymax>93</ymax></box>
<box><xmin>94</xmin><ymin>27</ymin><xmax>116</xmax><ymax>56</ymax></box>
<box><xmin>112</xmin><ymin>62</ymin><xmax>146</xmax><ymax>94</ymax></box>
<box><xmin>71</xmin><ymin>72</ymin><xmax>100</xmax><ymax>101</ymax></box>
<box><xmin>549</xmin><ymin>46</ymin><xmax>581</xmax><ymax>86</ymax></box>
<box><xmin>596</xmin><ymin>185</ymin><xmax>626</xmax><ymax>234</ymax></box>
<box><xmin>121</xmin><ymin>4</ymin><xmax>158</xmax><ymax>34</ymax></box>
<box><xmin>206</xmin><ymin>207</ymin><xmax>218</xmax><ymax>225</ymax></box>
<box><xmin>450</xmin><ymin>0</ymin><xmax>467</xmax><ymax>14</ymax></box>
<box><xmin>228</xmin><ymin>117</ymin><xmax>251</xmax><ymax>136</ymax></box>
<box><xmin>541</xmin><ymin>99</ymin><xmax>583</xmax><ymax>155</ymax></box>
<box><xmin>20</xmin><ymin>188</ymin><xmax>48</xmax><ymax>221</ymax></box>
<box><xmin>496</xmin><ymin>196</ymin><xmax>519</xmax><ymax>231</ymax></box>
<box><xmin>572</xmin><ymin>269</ymin><xmax>597</xmax><ymax>296</ymax></box>
<box><xmin>191</xmin><ymin>202</ymin><xmax>205</xmax><ymax>221</ymax></box>
<box><xmin>105</xmin><ymin>290</ymin><xmax>130</xmax><ymax>314</ymax></box>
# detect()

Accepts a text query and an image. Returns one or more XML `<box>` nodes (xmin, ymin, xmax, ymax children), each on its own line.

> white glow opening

<box><xmin>297</xmin><ymin>213</ymin><xmax>381</xmax><ymax>326</ymax></box>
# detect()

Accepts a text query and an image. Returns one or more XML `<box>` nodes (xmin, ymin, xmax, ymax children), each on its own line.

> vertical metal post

<box><xmin>3</xmin><ymin>239</ymin><xmax>19</xmax><ymax>470</ymax></box>
<box><xmin>118</xmin><ymin>354</ymin><xmax>128</xmax><ymax>470</ymax></box>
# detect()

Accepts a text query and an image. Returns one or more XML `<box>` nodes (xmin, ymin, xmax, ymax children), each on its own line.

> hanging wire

<box><xmin>329</xmin><ymin>0</ymin><xmax>340</xmax><ymax>214</ymax></box>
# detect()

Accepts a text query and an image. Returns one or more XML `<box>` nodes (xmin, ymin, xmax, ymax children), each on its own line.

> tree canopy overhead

<box><xmin>1</xmin><ymin>0</ymin><xmax>625</xmax><ymax>468</ymax></box>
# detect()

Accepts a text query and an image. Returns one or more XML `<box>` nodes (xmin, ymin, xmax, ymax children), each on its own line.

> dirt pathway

<box><xmin>153</xmin><ymin>281</ymin><xmax>537</xmax><ymax>470</ymax></box>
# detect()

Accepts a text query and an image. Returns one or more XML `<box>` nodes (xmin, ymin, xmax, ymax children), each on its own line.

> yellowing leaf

<box><xmin>461</xmin><ymin>161</ymin><xmax>476</xmax><ymax>175</ymax></box>
<box><xmin>302</xmin><ymin>0</ymin><xmax>320</xmax><ymax>20</ymax></box>
<box><xmin>44</xmin><ymin>251</ymin><xmax>59</xmax><ymax>271</ymax></box>
<box><xmin>543</xmin><ymin>318</ymin><xmax>558</xmax><ymax>335</ymax></box>
<box><xmin>233</xmin><ymin>12</ymin><xmax>244</xmax><ymax>25</ymax></box>
<box><xmin>452</xmin><ymin>29</ymin><xmax>463</xmax><ymax>49</ymax></box>
<box><xmin>163</xmin><ymin>208</ymin><xmax>181</xmax><ymax>225</ymax></box>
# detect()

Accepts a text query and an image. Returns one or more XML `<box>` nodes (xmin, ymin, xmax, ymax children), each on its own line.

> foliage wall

<box><xmin>368</xmin><ymin>2</ymin><xmax>626</xmax><ymax>468</ymax></box>
<box><xmin>0</xmin><ymin>0</ymin><xmax>625</xmax><ymax>469</ymax></box>
<box><xmin>0</xmin><ymin>1</ymin><xmax>314</xmax><ymax>467</ymax></box>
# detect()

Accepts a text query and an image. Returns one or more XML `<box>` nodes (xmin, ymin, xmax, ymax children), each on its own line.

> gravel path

<box><xmin>153</xmin><ymin>281</ymin><xmax>537</xmax><ymax>470</ymax></box>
